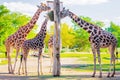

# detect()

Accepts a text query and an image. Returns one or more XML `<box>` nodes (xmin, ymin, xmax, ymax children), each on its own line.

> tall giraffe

<box><xmin>5</xmin><ymin>3</ymin><xmax>50</xmax><ymax>74</ymax></box>
<box><xmin>19</xmin><ymin>17</ymin><xmax>49</xmax><ymax>76</ymax></box>
<box><xmin>60</xmin><ymin>8</ymin><xmax>117</xmax><ymax>77</ymax></box>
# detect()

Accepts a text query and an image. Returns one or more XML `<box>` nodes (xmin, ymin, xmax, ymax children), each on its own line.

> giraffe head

<box><xmin>37</xmin><ymin>3</ymin><xmax>51</xmax><ymax>11</ymax></box>
<box><xmin>60</xmin><ymin>7</ymin><xmax>69</xmax><ymax>18</ymax></box>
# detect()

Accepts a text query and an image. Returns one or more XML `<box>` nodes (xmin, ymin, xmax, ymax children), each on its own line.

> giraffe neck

<box><xmin>17</xmin><ymin>8</ymin><xmax>43</xmax><ymax>36</ymax></box>
<box><xmin>68</xmin><ymin>11</ymin><xmax>102</xmax><ymax>35</ymax></box>
<box><xmin>29</xmin><ymin>8</ymin><xmax>42</xmax><ymax>27</ymax></box>
<box><xmin>35</xmin><ymin>18</ymin><xmax>48</xmax><ymax>40</ymax></box>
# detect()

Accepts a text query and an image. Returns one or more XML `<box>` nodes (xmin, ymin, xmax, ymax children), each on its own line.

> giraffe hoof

<box><xmin>91</xmin><ymin>75</ymin><xmax>95</xmax><ymax>77</ymax></box>
<box><xmin>53</xmin><ymin>75</ymin><xmax>60</xmax><ymax>77</ymax></box>
<box><xmin>107</xmin><ymin>75</ymin><xmax>110</xmax><ymax>78</ymax></box>
<box><xmin>111</xmin><ymin>74</ymin><xmax>114</xmax><ymax>77</ymax></box>
<box><xmin>107</xmin><ymin>73</ymin><xmax>110</xmax><ymax>78</ymax></box>
<box><xmin>11</xmin><ymin>71</ymin><xmax>14</xmax><ymax>74</ymax></box>
<box><xmin>98</xmin><ymin>75</ymin><xmax>102</xmax><ymax>78</ymax></box>
<box><xmin>10</xmin><ymin>71</ymin><xmax>14</xmax><ymax>74</ymax></box>
<box><xmin>91</xmin><ymin>74</ymin><xmax>95</xmax><ymax>77</ymax></box>
<box><xmin>9</xmin><ymin>72</ymin><xmax>12</xmax><ymax>74</ymax></box>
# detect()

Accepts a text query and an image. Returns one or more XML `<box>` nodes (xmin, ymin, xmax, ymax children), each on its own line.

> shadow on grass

<box><xmin>0</xmin><ymin>74</ymin><xmax>120</xmax><ymax>80</ymax></box>
<box><xmin>103</xmin><ymin>57</ymin><xmax>120</xmax><ymax>60</ymax></box>
<box><xmin>61</xmin><ymin>63</ymin><xmax>120</xmax><ymax>72</ymax></box>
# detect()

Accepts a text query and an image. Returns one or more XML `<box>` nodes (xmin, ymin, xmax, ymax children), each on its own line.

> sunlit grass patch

<box><xmin>61</xmin><ymin>52</ymin><xmax>120</xmax><ymax>72</ymax></box>
<box><xmin>0</xmin><ymin>52</ymin><xmax>6</xmax><ymax>58</ymax></box>
<box><xmin>0</xmin><ymin>59</ymin><xmax>7</xmax><ymax>65</ymax></box>
<box><xmin>0</xmin><ymin>52</ymin><xmax>19</xmax><ymax>58</ymax></box>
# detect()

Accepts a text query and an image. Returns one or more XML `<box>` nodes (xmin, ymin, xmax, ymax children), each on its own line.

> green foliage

<box><xmin>0</xmin><ymin>59</ymin><xmax>7</xmax><ymax>65</ymax></box>
<box><xmin>61</xmin><ymin>52</ymin><xmax>120</xmax><ymax>72</ymax></box>
<box><xmin>105</xmin><ymin>22</ymin><xmax>120</xmax><ymax>47</ymax></box>
<box><xmin>45</xmin><ymin>23</ymin><xmax>75</xmax><ymax>48</ymax></box>
<box><xmin>73</xmin><ymin>27</ymin><xmax>90</xmax><ymax>51</ymax></box>
<box><xmin>61</xmin><ymin>23</ymin><xmax>75</xmax><ymax>48</ymax></box>
<box><xmin>0</xmin><ymin>5</ymin><xmax>9</xmax><ymax>16</ymax></box>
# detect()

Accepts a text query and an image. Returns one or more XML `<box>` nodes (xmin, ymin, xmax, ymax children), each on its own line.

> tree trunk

<box><xmin>52</xmin><ymin>0</ymin><xmax>61</xmax><ymax>77</ymax></box>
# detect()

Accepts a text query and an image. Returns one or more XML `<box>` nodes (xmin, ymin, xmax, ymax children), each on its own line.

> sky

<box><xmin>0</xmin><ymin>0</ymin><xmax>120</xmax><ymax>29</ymax></box>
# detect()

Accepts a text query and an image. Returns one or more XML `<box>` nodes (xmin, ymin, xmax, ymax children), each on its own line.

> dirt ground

<box><xmin>0</xmin><ymin>56</ymin><xmax>120</xmax><ymax>80</ymax></box>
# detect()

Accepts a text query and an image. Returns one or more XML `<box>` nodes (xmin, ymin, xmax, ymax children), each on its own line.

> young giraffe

<box><xmin>60</xmin><ymin>8</ymin><xmax>117</xmax><ymax>77</ymax></box>
<box><xmin>5</xmin><ymin>3</ymin><xmax>50</xmax><ymax>74</ymax></box>
<box><xmin>48</xmin><ymin>35</ymin><xmax>54</xmax><ymax>72</ymax></box>
<box><xmin>19</xmin><ymin>17</ymin><xmax>49</xmax><ymax>76</ymax></box>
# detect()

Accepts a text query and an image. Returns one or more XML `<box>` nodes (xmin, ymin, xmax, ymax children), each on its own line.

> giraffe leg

<box><xmin>91</xmin><ymin>47</ymin><xmax>96</xmax><ymax>77</ymax></box>
<box><xmin>111</xmin><ymin>45</ymin><xmax>116</xmax><ymax>77</ymax></box>
<box><xmin>50</xmin><ymin>52</ymin><xmax>53</xmax><ymax>73</ymax></box>
<box><xmin>38</xmin><ymin>48</ymin><xmax>43</xmax><ymax>76</ymax></box>
<box><xmin>23</xmin><ymin>48</ymin><xmax>29</xmax><ymax>76</ymax></box>
<box><xmin>8</xmin><ymin>53</ymin><xmax>13</xmax><ymax>74</ymax></box>
<box><xmin>18</xmin><ymin>60</ymin><xmax>22</xmax><ymax>75</ymax></box>
<box><xmin>24</xmin><ymin>55</ymin><xmax>27</xmax><ymax>76</ymax></box>
<box><xmin>6</xmin><ymin>45</ymin><xmax>13</xmax><ymax>74</ymax></box>
<box><xmin>18</xmin><ymin>53</ymin><xmax>24</xmax><ymax>75</ymax></box>
<box><xmin>107</xmin><ymin>45</ymin><xmax>116</xmax><ymax>77</ymax></box>
<box><xmin>111</xmin><ymin>53</ymin><xmax>115</xmax><ymax>77</ymax></box>
<box><xmin>97</xmin><ymin>48</ymin><xmax>102</xmax><ymax>78</ymax></box>
<box><xmin>13</xmin><ymin>48</ymin><xmax>20</xmax><ymax>73</ymax></box>
<box><xmin>48</xmin><ymin>46</ymin><xmax>53</xmax><ymax>73</ymax></box>
<box><xmin>107</xmin><ymin>46</ymin><xmax>112</xmax><ymax>77</ymax></box>
<box><xmin>21</xmin><ymin>56</ymin><xmax>25</xmax><ymax>74</ymax></box>
<box><xmin>107</xmin><ymin>57</ymin><xmax>112</xmax><ymax>77</ymax></box>
<box><xmin>40</xmin><ymin>54</ymin><xmax>43</xmax><ymax>75</ymax></box>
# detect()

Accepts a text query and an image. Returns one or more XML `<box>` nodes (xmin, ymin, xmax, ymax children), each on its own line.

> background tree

<box><xmin>61</xmin><ymin>23</ymin><xmax>75</xmax><ymax>49</ymax></box>
<box><xmin>105</xmin><ymin>22</ymin><xmax>120</xmax><ymax>47</ymax></box>
<box><xmin>0</xmin><ymin>5</ymin><xmax>37</xmax><ymax>52</ymax></box>
<box><xmin>45</xmin><ymin>23</ymin><xmax>75</xmax><ymax>51</ymax></box>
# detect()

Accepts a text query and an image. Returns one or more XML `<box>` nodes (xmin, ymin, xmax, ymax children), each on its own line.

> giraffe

<box><xmin>5</xmin><ymin>3</ymin><xmax>50</xmax><ymax>74</ymax></box>
<box><xmin>48</xmin><ymin>35</ymin><xmax>54</xmax><ymax>72</ymax></box>
<box><xmin>19</xmin><ymin>16</ymin><xmax>49</xmax><ymax>76</ymax></box>
<box><xmin>60</xmin><ymin>8</ymin><xmax>117</xmax><ymax>78</ymax></box>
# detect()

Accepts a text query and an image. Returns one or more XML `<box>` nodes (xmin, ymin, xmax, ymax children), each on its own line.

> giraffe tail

<box><xmin>20</xmin><ymin>53</ymin><xmax>23</xmax><ymax>63</ymax></box>
<box><xmin>5</xmin><ymin>52</ymin><xmax>7</xmax><ymax>58</ymax></box>
<box><xmin>116</xmin><ymin>51</ymin><xmax>118</xmax><ymax>61</ymax></box>
<box><xmin>115</xmin><ymin>47</ymin><xmax>118</xmax><ymax>61</ymax></box>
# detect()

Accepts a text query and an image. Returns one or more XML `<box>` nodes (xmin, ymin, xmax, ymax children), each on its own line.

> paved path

<box><xmin>0</xmin><ymin>56</ymin><xmax>120</xmax><ymax>80</ymax></box>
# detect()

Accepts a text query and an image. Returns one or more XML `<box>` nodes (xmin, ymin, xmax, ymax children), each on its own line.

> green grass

<box><xmin>0</xmin><ymin>52</ymin><xmax>17</xmax><ymax>65</ymax></box>
<box><xmin>0</xmin><ymin>52</ymin><xmax>16</xmax><ymax>58</ymax></box>
<box><xmin>0</xmin><ymin>52</ymin><xmax>120</xmax><ymax>72</ymax></box>
<box><xmin>0</xmin><ymin>59</ymin><xmax>7</xmax><ymax>65</ymax></box>
<box><xmin>61</xmin><ymin>52</ymin><xmax>120</xmax><ymax>72</ymax></box>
